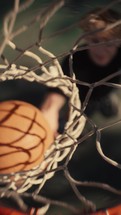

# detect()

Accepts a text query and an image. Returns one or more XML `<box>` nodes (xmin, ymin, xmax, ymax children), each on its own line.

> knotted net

<box><xmin>0</xmin><ymin>0</ymin><xmax>121</xmax><ymax>214</ymax></box>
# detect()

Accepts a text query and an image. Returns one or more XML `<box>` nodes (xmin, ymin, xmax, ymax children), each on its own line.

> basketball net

<box><xmin>0</xmin><ymin>0</ymin><xmax>121</xmax><ymax>214</ymax></box>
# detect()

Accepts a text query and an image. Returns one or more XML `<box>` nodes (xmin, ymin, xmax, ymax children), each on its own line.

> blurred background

<box><xmin>0</xmin><ymin>0</ymin><xmax>121</xmax><ymax>214</ymax></box>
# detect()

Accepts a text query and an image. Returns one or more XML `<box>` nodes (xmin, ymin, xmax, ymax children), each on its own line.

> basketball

<box><xmin>0</xmin><ymin>100</ymin><xmax>54</xmax><ymax>174</ymax></box>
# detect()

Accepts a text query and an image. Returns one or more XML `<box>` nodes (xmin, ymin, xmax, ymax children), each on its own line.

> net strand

<box><xmin>0</xmin><ymin>0</ymin><xmax>20</xmax><ymax>55</ymax></box>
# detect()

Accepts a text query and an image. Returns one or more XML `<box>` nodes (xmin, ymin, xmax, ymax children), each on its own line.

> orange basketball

<box><xmin>0</xmin><ymin>100</ymin><xmax>54</xmax><ymax>173</ymax></box>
